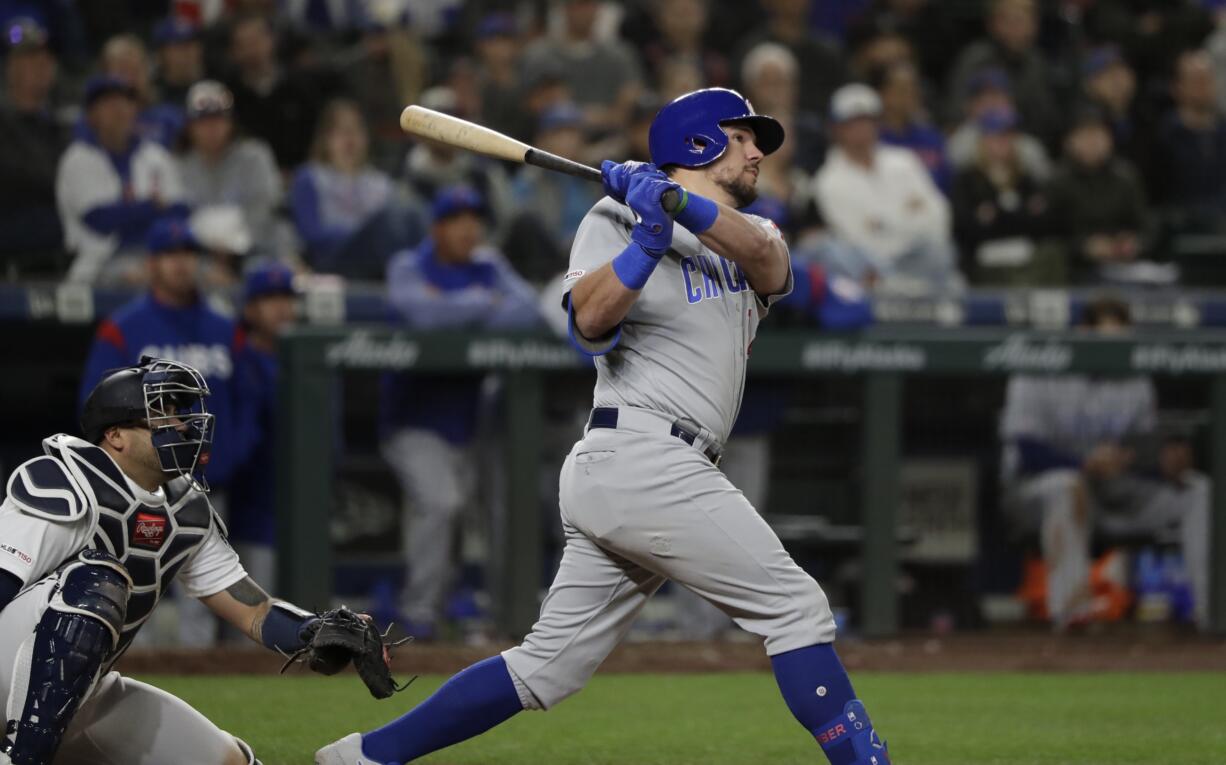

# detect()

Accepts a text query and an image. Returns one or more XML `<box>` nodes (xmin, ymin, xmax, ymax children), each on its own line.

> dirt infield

<box><xmin>118</xmin><ymin>629</ymin><xmax>1226</xmax><ymax>676</ymax></box>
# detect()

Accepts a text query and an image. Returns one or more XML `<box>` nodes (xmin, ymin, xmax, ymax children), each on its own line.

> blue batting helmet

<box><xmin>648</xmin><ymin>88</ymin><xmax>785</xmax><ymax>169</ymax></box>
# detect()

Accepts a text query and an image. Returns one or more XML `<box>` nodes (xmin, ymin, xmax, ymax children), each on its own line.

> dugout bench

<box><xmin>277</xmin><ymin>326</ymin><xmax>1226</xmax><ymax>638</ymax></box>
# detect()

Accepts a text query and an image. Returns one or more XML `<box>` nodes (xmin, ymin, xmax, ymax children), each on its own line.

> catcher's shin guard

<box><xmin>815</xmin><ymin>700</ymin><xmax>890</xmax><ymax>765</ymax></box>
<box><xmin>1</xmin><ymin>550</ymin><xmax>131</xmax><ymax>765</ymax></box>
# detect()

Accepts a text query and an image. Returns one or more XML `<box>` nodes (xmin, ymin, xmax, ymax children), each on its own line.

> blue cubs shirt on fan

<box><xmin>379</xmin><ymin>235</ymin><xmax>541</xmax><ymax>445</ymax></box>
<box><xmin>78</xmin><ymin>295</ymin><xmax>245</xmax><ymax>488</ymax></box>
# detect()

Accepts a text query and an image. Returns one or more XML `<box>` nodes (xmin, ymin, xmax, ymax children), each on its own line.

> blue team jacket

<box><xmin>78</xmin><ymin>293</ymin><xmax>248</xmax><ymax>488</ymax></box>
<box><xmin>379</xmin><ymin>238</ymin><xmax>541</xmax><ymax>444</ymax></box>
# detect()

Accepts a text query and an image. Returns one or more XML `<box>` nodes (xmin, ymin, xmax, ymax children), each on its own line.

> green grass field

<box><xmin>145</xmin><ymin>672</ymin><xmax>1226</xmax><ymax>765</ymax></box>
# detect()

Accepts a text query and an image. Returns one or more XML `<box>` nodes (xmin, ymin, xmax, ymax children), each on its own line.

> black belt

<box><xmin>587</xmin><ymin>407</ymin><xmax>722</xmax><ymax>465</ymax></box>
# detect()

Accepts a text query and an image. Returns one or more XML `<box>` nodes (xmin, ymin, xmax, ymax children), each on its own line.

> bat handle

<box><xmin>662</xmin><ymin>188</ymin><xmax>682</xmax><ymax>215</ymax></box>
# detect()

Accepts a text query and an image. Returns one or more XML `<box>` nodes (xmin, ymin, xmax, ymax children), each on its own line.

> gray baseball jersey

<box><xmin>562</xmin><ymin>197</ymin><xmax>792</xmax><ymax>445</ymax></box>
<box><xmin>501</xmin><ymin>197</ymin><xmax>835</xmax><ymax>712</ymax></box>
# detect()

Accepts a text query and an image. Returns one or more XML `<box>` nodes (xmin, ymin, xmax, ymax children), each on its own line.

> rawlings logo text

<box><xmin>132</xmin><ymin>511</ymin><xmax>168</xmax><ymax>550</ymax></box>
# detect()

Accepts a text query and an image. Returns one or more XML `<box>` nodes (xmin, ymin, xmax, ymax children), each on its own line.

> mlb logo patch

<box><xmin>132</xmin><ymin>510</ymin><xmax>168</xmax><ymax>551</ymax></box>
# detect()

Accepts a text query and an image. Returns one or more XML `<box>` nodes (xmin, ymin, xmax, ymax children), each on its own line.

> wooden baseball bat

<box><xmin>400</xmin><ymin>105</ymin><xmax>681</xmax><ymax>212</ymax></box>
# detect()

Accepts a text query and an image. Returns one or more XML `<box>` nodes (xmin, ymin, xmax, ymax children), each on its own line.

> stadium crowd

<box><xmin>4</xmin><ymin>0</ymin><xmax>1226</xmax><ymax>292</ymax></box>
<box><xmin>1</xmin><ymin>0</ymin><xmax>1220</xmax><ymax>635</ymax></box>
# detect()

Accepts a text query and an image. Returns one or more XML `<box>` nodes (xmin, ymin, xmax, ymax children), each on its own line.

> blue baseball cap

<box><xmin>538</xmin><ymin>102</ymin><xmax>584</xmax><ymax>133</ymax></box>
<box><xmin>968</xmin><ymin>68</ymin><xmax>1011</xmax><ymax>96</ymax></box>
<box><xmin>152</xmin><ymin>17</ymin><xmax>200</xmax><ymax>47</ymax></box>
<box><xmin>244</xmin><ymin>262</ymin><xmax>298</xmax><ymax>301</ymax></box>
<box><xmin>977</xmin><ymin>105</ymin><xmax>1018</xmax><ymax>134</ymax></box>
<box><xmin>432</xmin><ymin>185</ymin><xmax>485</xmax><ymax>221</ymax></box>
<box><xmin>83</xmin><ymin>75</ymin><xmax>138</xmax><ymax>108</ymax></box>
<box><xmin>1082</xmin><ymin>46</ymin><xmax>1123</xmax><ymax>79</ymax></box>
<box><xmin>5</xmin><ymin>16</ymin><xmax>48</xmax><ymax>52</ymax></box>
<box><xmin>147</xmin><ymin>218</ymin><xmax>203</xmax><ymax>254</ymax></box>
<box><xmin>476</xmin><ymin>13</ymin><xmax>516</xmax><ymax>40</ymax></box>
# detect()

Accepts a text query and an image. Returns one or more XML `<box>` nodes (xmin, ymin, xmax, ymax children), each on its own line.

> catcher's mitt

<box><xmin>280</xmin><ymin>606</ymin><xmax>414</xmax><ymax>699</ymax></box>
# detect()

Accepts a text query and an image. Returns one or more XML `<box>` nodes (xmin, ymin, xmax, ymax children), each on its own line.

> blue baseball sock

<box><xmin>771</xmin><ymin>643</ymin><xmax>888</xmax><ymax>765</ymax></box>
<box><xmin>361</xmin><ymin>656</ymin><xmax>525</xmax><ymax>763</ymax></box>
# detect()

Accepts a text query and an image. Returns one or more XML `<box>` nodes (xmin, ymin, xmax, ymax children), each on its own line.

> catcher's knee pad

<box><xmin>1</xmin><ymin>550</ymin><xmax>131</xmax><ymax>765</ymax></box>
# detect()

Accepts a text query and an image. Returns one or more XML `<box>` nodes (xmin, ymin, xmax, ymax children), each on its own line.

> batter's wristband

<box><xmin>611</xmin><ymin>241</ymin><xmax>662</xmax><ymax>291</ymax></box>
<box><xmin>673</xmin><ymin>189</ymin><xmax>718</xmax><ymax>234</ymax></box>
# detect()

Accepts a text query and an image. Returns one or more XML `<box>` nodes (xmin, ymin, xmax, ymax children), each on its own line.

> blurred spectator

<box><xmin>0</xmin><ymin>2</ymin><xmax>86</xmax><ymax>68</ymax></box>
<box><xmin>622</xmin><ymin>93</ymin><xmax>660</xmax><ymax>162</ymax></box>
<box><xmin>947</xmin><ymin>67</ymin><xmax>1051</xmax><ymax>182</ymax></box>
<box><xmin>642</xmin><ymin>0</ymin><xmax>729</xmax><ymax>92</ymax></box>
<box><xmin>520</xmin><ymin>0</ymin><xmax>644</xmax><ymax>135</ymax></box>
<box><xmin>57</xmin><ymin>76</ymin><xmax>188</xmax><ymax>284</ymax></box>
<box><xmin>338</xmin><ymin>15</ymin><xmax>427</xmax><ymax>173</ymax></box>
<box><xmin>101</xmin><ymin>33</ymin><xmax>183</xmax><ymax>149</ymax></box>
<box><xmin>517</xmin><ymin>60</ymin><xmax>574</xmax><ymax>144</ymax></box>
<box><xmin>1001</xmin><ymin>296</ymin><xmax>1209</xmax><ymax>631</ymax></box>
<box><xmin>654</xmin><ymin>53</ymin><xmax>706</xmax><ymax>102</ymax></box>
<box><xmin>0</xmin><ymin>17</ymin><xmax>67</xmax><ymax>274</ymax></box>
<box><xmin>1083</xmin><ymin>0</ymin><xmax>1213</xmax><ymax>92</ymax></box>
<box><xmin>379</xmin><ymin>186</ymin><xmax>540</xmax><ymax>638</ymax></box>
<box><xmin>740</xmin><ymin>42</ymin><xmax>826</xmax><ymax>173</ymax></box>
<box><xmin>290</xmin><ymin>99</ymin><xmax>423</xmax><ymax>278</ymax></box>
<box><xmin>226</xmin><ymin>13</ymin><xmax>325</xmax><ymax>170</ymax></box>
<box><xmin>151</xmin><ymin>17</ymin><xmax>205</xmax><ymax>112</ymax></box>
<box><xmin>1153</xmin><ymin>49</ymin><xmax>1226</xmax><ymax>227</ymax></box>
<box><xmin>1208</xmin><ymin>3</ymin><xmax>1226</xmax><ymax>113</ymax></box>
<box><xmin>947</xmin><ymin>0</ymin><xmax>1063</xmax><ymax>148</ymax></box>
<box><xmin>859</xmin><ymin>0</ymin><xmax>958</xmax><ymax>85</ymax></box>
<box><xmin>77</xmin><ymin>218</ymin><xmax>243</xmax><ymax>489</ymax></box>
<box><xmin>472</xmin><ymin>13</ymin><xmax>527</xmax><ymax>142</ymax></box>
<box><xmin>280</xmin><ymin>0</ymin><xmax>370</xmax><ymax>32</ymax></box>
<box><xmin>847</xmin><ymin>19</ymin><xmax>914</xmax><ymax>83</ymax></box>
<box><xmin>1046</xmin><ymin>107</ymin><xmax>1150</xmax><ymax>284</ymax></box>
<box><xmin>951</xmin><ymin>107</ymin><xmax>1063</xmax><ymax>286</ymax></box>
<box><xmin>813</xmin><ymin>83</ymin><xmax>963</xmax><ymax>296</ymax></box>
<box><xmin>1080</xmin><ymin>46</ymin><xmax>1152</xmax><ymax>178</ymax></box>
<box><xmin>875</xmin><ymin>59</ymin><xmax>951</xmax><ymax>193</ymax></box>
<box><xmin>177</xmin><ymin>80</ymin><xmax>282</xmax><ymax>260</ymax></box>
<box><xmin>741</xmin><ymin>96</ymin><xmax>822</xmax><ymax>242</ymax></box>
<box><xmin>504</xmin><ymin>103</ymin><xmax>603</xmax><ymax>283</ymax></box>
<box><xmin>402</xmin><ymin>86</ymin><xmax>514</xmax><ymax>232</ymax></box>
<box><xmin>737</xmin><ymin>0</ymin><xmax>847</xmax><ymax>116</ymax></box>
<box><xmin>228</xmin><ymin>261</ymin><xmax>300</xmax><ymax>592</ymax></box>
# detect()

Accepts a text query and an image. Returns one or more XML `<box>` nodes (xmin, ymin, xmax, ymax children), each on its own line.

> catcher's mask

<box><xmin>81</xmin><ymin>356</ymin><xmax>215</xmax><ymax>491</ymax></box>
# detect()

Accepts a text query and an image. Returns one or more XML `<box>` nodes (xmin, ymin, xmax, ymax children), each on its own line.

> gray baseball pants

<box><xmin>502</xmin><ymin>409</ymin><xmax>835</xmax><ymax>709</ymax></box>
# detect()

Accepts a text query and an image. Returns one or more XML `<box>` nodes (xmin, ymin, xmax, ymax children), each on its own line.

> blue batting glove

<box><xmin>626</xmin><ymin>171</ymin><xmax>679</xmax><ymax>255</ymax></box>
<box><xmin>601</xmin><ymin>160</ymin><xmax>660</xmax><ymax>204</ymax></box>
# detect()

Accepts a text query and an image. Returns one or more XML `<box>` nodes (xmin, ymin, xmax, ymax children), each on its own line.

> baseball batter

<box><xmin>318</xmin><ymin>89</ymin><xmax>891</xmax><ymax>765</ymax></box>
<box><xmin>0</xmin><ymin>358</ymin><xmax>399</xmax><ymax>765</ymax></box>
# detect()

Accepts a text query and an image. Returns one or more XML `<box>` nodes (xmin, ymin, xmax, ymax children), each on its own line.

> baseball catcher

<box><xmin>0</xmin><ymin>357</ymin><xmax>408</xmax><ymax>765</ymax></box>
<box><xmin>318</xmin><ymin>88</ymin><xmax>890</xmax><ymax>765</ymax></box>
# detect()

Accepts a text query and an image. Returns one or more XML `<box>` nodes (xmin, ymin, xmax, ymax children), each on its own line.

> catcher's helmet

<box><xmin>648</xmin><ymin>88</ymin><xmax>785</xmax><ymax>169</ymax></box>
<box><xmin>81</xmin><ymin>356</ymin><xmax>215</xmax><ymax>490</ymax></box>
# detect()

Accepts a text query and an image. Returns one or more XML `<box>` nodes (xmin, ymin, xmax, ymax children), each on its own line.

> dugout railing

<box><xmin>279</xmin><ymin>326</ymin><xmax>1226</xmax><ymax>638</ymax></box>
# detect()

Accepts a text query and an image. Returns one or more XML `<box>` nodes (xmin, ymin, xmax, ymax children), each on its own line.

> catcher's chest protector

<box><xmin>48</xmin><ymin>440</ymin><xmax>215</xmax><ymax>662</ymax></box>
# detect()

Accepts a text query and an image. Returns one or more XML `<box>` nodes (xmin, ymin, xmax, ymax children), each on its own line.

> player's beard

<box><xmin>134</xmin><ymin>432</ymin><xmax>170</xmax><ymax>485</ymax></box>
<box><xmin>714</xmin><ymin>170</ymin><xmax>758</xmax><ymax>209</ymax></box>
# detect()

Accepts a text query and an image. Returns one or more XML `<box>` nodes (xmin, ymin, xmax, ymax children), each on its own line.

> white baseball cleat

<box><xmin>315</xmin><ymin>733</ymin><xmax>382</xmax><ymax>765</ymax></box>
